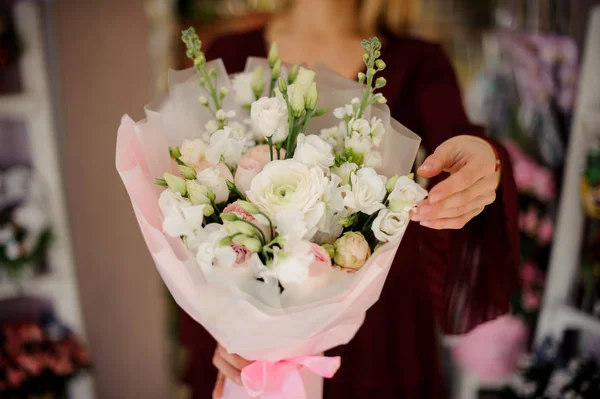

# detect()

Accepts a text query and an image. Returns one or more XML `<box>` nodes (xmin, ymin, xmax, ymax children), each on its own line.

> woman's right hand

<box><xmin>212</xmin><ymin>344</ymin><xmax>252</xmax><ymax>398</ymax></box>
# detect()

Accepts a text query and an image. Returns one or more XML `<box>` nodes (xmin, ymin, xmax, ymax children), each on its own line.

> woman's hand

<box><xmin>212</xmin><ymin>344</ymin><xmax>252</xmax><ymax>398</ymax></box>
<box><xmin>411</xmin><ymin>135</ymin><xmax>500</xmax><ymax>230</ymax></box>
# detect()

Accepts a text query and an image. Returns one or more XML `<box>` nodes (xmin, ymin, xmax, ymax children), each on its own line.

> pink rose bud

<box><xmin>235</xmin><ymin>157</ymin><xmax>263</xmax><ymax>194</ymax></box>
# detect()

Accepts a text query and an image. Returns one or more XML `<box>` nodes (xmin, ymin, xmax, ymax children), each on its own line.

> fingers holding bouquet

<box><xmin>412</xmin><ymin>135</ymin><xmax>501</xmax><ymax>230</ymax></box>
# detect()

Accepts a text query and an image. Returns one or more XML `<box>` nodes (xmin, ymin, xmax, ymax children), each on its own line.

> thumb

<box><xmin>417</xmin><ymin>141</ymin><xmax>459</xmax><ymax>178</ymax></box>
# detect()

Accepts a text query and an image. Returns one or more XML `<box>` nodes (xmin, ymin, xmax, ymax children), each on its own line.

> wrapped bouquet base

<box><xmin>117</xmin><ymin>31</ymin><xmax>423</xmax><ymax>398</ymax></box>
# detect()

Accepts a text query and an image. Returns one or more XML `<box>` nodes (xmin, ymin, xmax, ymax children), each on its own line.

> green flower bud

<box><xmin>186</xmin><ymin>180</ymin><xmax>211</xmax><ymax>205</ymax></box>
<box><xmin>154</xmin><ymin>178</ymin><xmax>168</xmax><ymax>187</ymax></box>
<box><xmin>376</xmin><ymin>59</ymin><xmax>386</xmax><ymax>71</ymax></box>
<box><xmin>238</xmin><ymin>236</ymin><xmax>262</xmax><ymax>253</ymax></box>
<box><xmin>179</xmin><ymin>165</ymin><xmax>197</xmax><ymax>180</ymax></box>
<box><xmin>220</xmin><ymin>87</ymin><xmax>228</xmax><ymax>98</ymax></box>
<box><xmin>226</xmin><ymin>180</ymin><xmax>236</xmax><ymax>192</ymax></box>
<box><xmin>278</xmin><ymin>77</ymin><xmax>288</xmax><ymax>94</ymax></box>
<box><xmin>367</xmin><ymin>68</ymin><xmax>376</xmax><ymax>78</ymax></box>
<box><xmin>237</xmin><ymin>200</ymin><xmax>260</xmax><ymax>214</ymax></box>
<box><xmin>357</xmin><ymin>72</ymin><xmax>366</xmax><ymax>84</ymax></box>
<box><xmin>251</xmin><ymin>66</ymin><xmax>265</xmax><ymax>98</ymax></box>
<box><xmin>375</xmin><ymin>77</ymin><xmax>387</xmax><ymax>89</ymax></box>
<box><xmin>338</xmin><ymin>213</ymin><xmax>359</xmax><ymax>228</ymax></box>
<box><xmin>363</xmin><ymin>53</ymin><xmax>370</xmax><ymax>63</ymax></box>
<box><xmin>373</xmin><ymin>93</ymin><xmax>387</xmax><ymax>104</ymax></box>
<box><xmin>198</xmin><ymin>96</ymin><xmax>209</xmax><ymax>106</ymax></box>
<box><xmin>203</xmin><ymin>204</ymin><xmax>215</xmax><ymax>217</ymax></box>
<box><xmin>199</xmin><ymin>76</ymin><xmax>206</xmax><ymax>85</ymax></box>
<box><xmin>219</xmin><ymin>236</ymin><xmax>233</xmax><ymax>247</ymax></box>
<box><xmin>321</xmin><ymin>243</ymin><xmax>335</xmax><ymax>259</ymax></box>
<box><xmin>220</xmin><ymin>212</ymin><xmax>238</xmax><ymax>222</ymax></box>
<box><xmin>163</xmin><ymin>173</ymin><xmax>187</xmax><ymax>196</ymax></box>
<box><xmin>272</xmin><ymin>59</ymin><xmax>282</xmax><ymax>80</ymax></box>
<box><xmin>169</xmin><ymin>146</ymin><xmax>182</xmax><ymax>160</ymax></box>
<box><xmin>374</xmin><ymin>50</ymin><xmax>381</xmax><ymax>59</ymax></box>
<box><xmin>385</xmin><ymin>174</ymin><xmax>399</xmax><ymax>193</ymax></box>
<box><xmin>288</xmin><ymin>64</ymin><xmax>299</xmax><ymax>84</ymax></box>
<box><xmin>225</xmin><ymin>220</ymin><xmax>256</xmax><ymax>237</ymax></box>
<box><xmin>268</xmin><ymin>42</ymin><xmax>279</xmax><ymax>67</ymax></box>
<box><xmin>313</xmin><ymin>108</ymin><xmax>327</xmax><ymax>117</ymax></box>
<box><xmin>407</xmin><ymin>173</ymin><xmax>414</xmax><ymax>180</ymax></box>
<box><xmin>209</xmin><ymin>68</ymin><xmax>217</xmax><ymax>77</ymax></box>
<box><xmin>290</xmin><ymin>86</ymin><xmax>305</xmax><ymax>117</ymax></box>
<box><xmin>304</xmin><ymin>82</ymin><xmax>318</xmax><ymax>110</ymax></box>
<box><xmin>193</xmin><ymin>54</ymin><xmax>205</xmax><ymax>67</ymax></box>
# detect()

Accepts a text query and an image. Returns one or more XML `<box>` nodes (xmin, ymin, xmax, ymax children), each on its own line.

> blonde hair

<box><xmin>357</xmin><ymin>0</ymin><xmax>440</xmax><ymax>40</ymax></box>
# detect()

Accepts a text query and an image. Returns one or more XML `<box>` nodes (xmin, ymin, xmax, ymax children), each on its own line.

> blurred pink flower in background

<box><xmin>521</xmin><ymin>208</ymin><xmax>539</xmax><ymax>234</ymax></box>
<box><xmin>513</xmin><ymin>159</ymin><xmax>536</xmax><ymax>191</ymax></box>
<box><xmin>521</xmin><ymin>262</ymin><xmax>541</xmax><ymax>284</ymax></box>
<box><xmin>537</xmin><ymin>217</ymin><xmax>554</xmax><ymax>245</ymax></box>
<box><xmin>533</xmin><ymin>168</ymin><xmax>555</xmax><ymax>202</ymax></box>
<box><xmin>452</xmin><ymin>315</ymin><xmax>528</xmax><ymax>382</ymax></box>
<box><xmin>522</xmin><ymin>289</ymin><xmax>542</xmax><ymax>311</ymax></box>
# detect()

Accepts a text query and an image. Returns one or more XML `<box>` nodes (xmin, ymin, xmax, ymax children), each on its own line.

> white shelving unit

<box><xmin>0</xmin><ymin>2</ymin><xmax>94</xmax><ymax>397</ymax></box>
<box><xmin>535</xmin><ymin>6</ymin><xmax>600</xmax><ymax>345</ymax></box>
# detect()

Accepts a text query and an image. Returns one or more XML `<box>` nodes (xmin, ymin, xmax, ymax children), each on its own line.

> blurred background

<box><xmin>0</xmin><ymin>0</ymin><xmax>600</xmax><ymax>398</ymax></box>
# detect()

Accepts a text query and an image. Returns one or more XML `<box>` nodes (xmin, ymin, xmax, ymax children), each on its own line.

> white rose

<box><xmin>331</xmin><ymin>162</ymin><xmax>358</xmax><ymax>186</ymax></box>
<box><xmin>344</xmin><ymin>167</ymin><xmax>386</xmax><ymax>215</ymax></box>
<box><xmin>179</xmin><ymin>139</ymin><xmax>208</xmax><ymax>169</ymax></box>
<box><xmin>372</xmin><ymin>209</ymin><xmax>409</xmax><ymax>243</ymax></box>
<box><xmin>206</xmin><ymin>126</ymin><xmax>244</xmax><ymax>167</ymax></box>
<box><xmin>195</xmin><ymin>163</ymin><xmax>233</xmax><ymax>204</ymax></box>
<box><xmin>348</xmin><ymin>118</ymin><xmax>371</xmax><ymax>138</ymax></box>
<box><xmin>293</xmin><ymin>134</ymin><xmax>335</xmax><ymax>172</ymax></box>
<box><xmin>364</xmin><ymin>151</ymin><xmax>383</xmax><ymax>170</ymax></box>
<box><xmin>158</xmin><ymin>189</ymin><xmax>207</xmax><ymax>250</ymax></box>
<box><xmin>251</xmin><ymin>97</ymin><xmax>289</xmax><ymax>143</ymax></box>
<box><xmin>370</xmin><ymin>117</ymin><xmax>385</xmax><ymax>146</ymax></box>
<box><xmin>388</xmin><ymin>176</ymin><xmax>428</xmax><ymax>211</ymax></box>
<box><xmin>246</xmin><ymin>160</ymin><xmax>327</xmax><ymax>233</ymax></box>
<box><xmin>345</xmin><ymin>133</ymin><xmax>373</xmax><ymax>162</ymax></box>
<box><xmin>232</xmin><ymin>72</ymin><xmax>255</xmax><ymax>106</ymax></box>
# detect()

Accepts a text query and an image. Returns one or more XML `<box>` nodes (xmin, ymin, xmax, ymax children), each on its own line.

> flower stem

<box><xmin>259</xmin><ymin>211</ymin><xmax>274</xmax><ymax>239</ymax></box>
<box><xmin>267</xmin><ymin>137</ymin><xmax>274</xmax><ymax>161</ymax></box>
<box><xmin>282</xmin><ymin>91</ymin><xmax>295</xmax><ymax>159</ymax></box>
<box><xmin>236</xmin><ymin>219</ymin><xmax>267</xmax><ymax>245</ymax></box>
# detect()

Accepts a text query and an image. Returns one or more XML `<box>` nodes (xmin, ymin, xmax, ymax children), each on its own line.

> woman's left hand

<box><xmin>411</xmin><ymin>135</ymin><xmax>500</xmax><ymax>230</ymax></box>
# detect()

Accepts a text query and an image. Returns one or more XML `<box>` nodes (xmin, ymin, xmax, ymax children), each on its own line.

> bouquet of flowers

<box><xmin>117</xmin><ymin>28</ymin><xmax>422</xmax><ymax>398</ymax></box>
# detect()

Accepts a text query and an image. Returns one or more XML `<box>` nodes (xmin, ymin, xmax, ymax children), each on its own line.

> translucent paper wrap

<box><xmin>116</xmin><ymin>58</ymin><xmax>420</xmax><ymax>398</ymax></box>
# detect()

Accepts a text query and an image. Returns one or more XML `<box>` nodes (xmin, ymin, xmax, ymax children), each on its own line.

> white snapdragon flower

<box><xmin>293</xmin><ymin>134</ymin><xmax>335</xmax><ymax>172</ymax></box>
<box><xmin>364</xmin><ymin>151</ymin><xmax>383</xmax><ymax>170</ymax></box>
<box><xmin>344</xmin><ymin>167</ymin><xmax>387</xmax><ymax>215</ymax></box>
<box><xmin>206</xmin><ymin>126</ymin><xmax>244</xmax><ymax>167</ymax></box>
<box><xmin>345</xmin><ymin>132</ymin><xmax>373</xmax><ymax>162</ymax></box>
<box><xmin>319</xmin><ymin>122</ymin><xmax>347</xmax><ymax>154</ymax></box>
<box><xmin>195</xmin><ymin>163</ymin><xmax>233</xmax><ymax>204</ymax></box>
<box><xmin>333</xmin><ymin>104</ymin><xmax>354</xmax><ymax>120</ymax></box>
<box><xmin>370</xmin><ymin>117</ymin><xmax>385</xmax><ymax>146</ymax></box>
<box><xmin>331</xmin><ymin>162</ymin><xmax>358</xmax><ymax>186</ymax></box>
<box><xmin>348</xmin><ymin>118</ymin><xmax>371</xmax><ymax>138</ymax></box>
<box><xmin>316</xmin><ymin>175</ymin><xmax>349</xmax><ymax>241</ymax></box>
<box><xmin>371</xmin><ymin>209</ymin><xmax>410</xmax><ymax>243</ymax></box>
<box><xmin>251</xmin><ymin>97</ymin><xmax>289</xmax><ymax>144</ymax></box>
<box><xmin>232</xmin><ymin>72</ymin><xmax>256</xmax><ymax>106</ymax></box>
<box><xmin>246</xmin><ymin>160</ymin><xmax>327</xmax><ymax>234</ymax></box>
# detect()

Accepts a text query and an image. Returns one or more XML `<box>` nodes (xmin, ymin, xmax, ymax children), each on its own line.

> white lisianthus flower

<box><xmin>251</xmin><ymin>97</ymin><xmax>289</xmax><ymax>144</ymax></box>
<box><xmin>331</xmin><ymin>162</ymin><xmax>358</xmax><ymax>186</ymax></box>
<box><xmin>295</xmin><ymin>67</ymin><xmax>316</xmax><ymax>88</ymax></box>
<box><xmin>179</xmin><ymin>139</ymin><xmax>208</xmax><ymax>170</ymax></box>
<box><xmin>293</xmin><ymin>134</ymin><xmax>335</xmax><ymax>172</ymax></box>
<box><xmin>206</xmin><ymin>126</ymin><xmax>244</xmax><ymax>167</ymax></box>
<box><xmin>248</xmin><ymin>253</ymin><xmax>278</xmax><ymax>286</ymax></box>
<box><xmin>314</xmin><ymin>208</ymin><xmax>348</xmax><ymax>244</ymax></box>
<box><xmin>232</xmin><ymin>72</ymin><xmax>256</xmax><ymax>106</ymax></box>
<box><xmin>344</xmin><ymin>167</ymin><xmax>387</xmax><ymax>215</ymax></box>
<box><xmin>388</xmin><ymin>176</ymin><xmax>428</xmax><ymax>211</ymax></box>
<box><xmin>364</xmin><ymin>151</ymin><xmax>383</xmax><ymax>170</ymax></box>
<box><xmin>333</xmin><ymin>104</ymin><xmax>354</xmax><ymax>120</ymax></box>
<box><xmin>246</xmin><ymin>160</ymin><xmax>327</xmax><ymax>234</ymax></box>
<box><xmin>370</xmin><ymin>117</ymin><xmax>385</xmax><ymax>146</ymax></box>
<box><xmin>195</xmin><ymin>163</ymin><xmax>233</xmax><ymax>204</ymax></box>
<box><xmin>345</xmin><ymin>133</ymin><xmax>373</xmax><ymax>163</ymax></box>
<box><xmin>195</xmin><ymin>223</ymin><xmax>237</xmax><ymax>268</ymax></box>
<box><xmin>348</xmin><ymin>118</ymin><xmax>371</xmax><ymax>138</ymax></box>
<box><xmin>158</xmin><ymin>189</ymin><xmax>207</xmax><ymax>251</ymax></box>
<box><xmin>372</xmin><ymin>209</ymin><xmax>409</xmax><ymax>243</ymax></box>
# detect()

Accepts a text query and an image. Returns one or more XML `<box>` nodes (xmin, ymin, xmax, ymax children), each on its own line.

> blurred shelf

<box><xmin>0</xmin><ymin>93</ymin><xmax>38</xmax><ymax>117</ymax></box>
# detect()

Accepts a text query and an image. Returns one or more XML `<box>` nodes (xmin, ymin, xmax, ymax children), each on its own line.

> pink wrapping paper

<box><xmin>116</xmin><ymin>59</ymin><xmax>421</xmax><ymax>398</ymax></box>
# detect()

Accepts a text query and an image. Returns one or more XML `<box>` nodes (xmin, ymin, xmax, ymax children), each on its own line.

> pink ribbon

<box><xmin>241</xmin><ymin>355</ymin><xmax>341</xmax><ymax>399</ymax></box>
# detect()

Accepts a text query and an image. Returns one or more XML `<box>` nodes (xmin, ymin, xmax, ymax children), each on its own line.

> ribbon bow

<box><xmin>241</xmin><ymin>355</ymin><xmax>341</xmax><ymax>399</ymax></box>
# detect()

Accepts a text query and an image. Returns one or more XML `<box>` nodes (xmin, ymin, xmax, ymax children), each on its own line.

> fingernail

<box><xmin>419</xmin><ymin>205</ymin><xmax>433</xmax><ymax>215</ymax></box>
<box><xmin>419</xmin><ymin>163</ymin><xmax>433</xmax><ymax>171</ymax></box>
<box><xmin>420</xmin><ymin>221</ymin><xmax>433</xmax><ymax>228</ymax></box>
